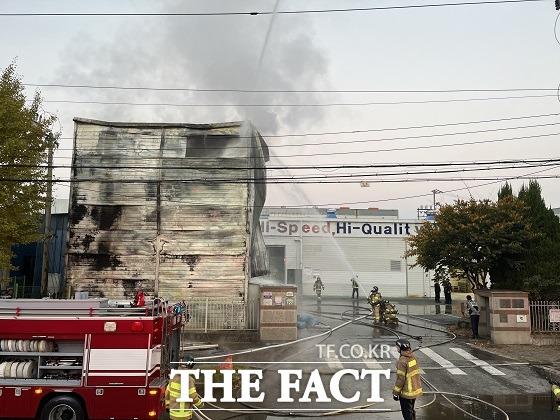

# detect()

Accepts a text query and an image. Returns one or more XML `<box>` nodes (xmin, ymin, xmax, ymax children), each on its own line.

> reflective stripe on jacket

<box><xmin>393</xmin><ymin>350</ymin><xmax>423</xmax><ymax>399</ymax></box>
<box><xmin>554</xmin><ymin>385</ymin><xmax>560</xmax><ymax>410</ymax></box>
<box><xmin>553</xmin><ymin>384</ymin><xmax>560</xmax><ymax>400</ymax></box>
<box><xmin>165</xmin><ymin>375</ymin><xmax>204</xmax><ymax>420</ymax></box>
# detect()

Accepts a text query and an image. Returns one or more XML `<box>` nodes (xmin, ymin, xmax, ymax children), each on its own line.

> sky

<box><xmin>1</xmin><ymin>0</ymin><xmax>560</xmax><ymax>219</ymax></box>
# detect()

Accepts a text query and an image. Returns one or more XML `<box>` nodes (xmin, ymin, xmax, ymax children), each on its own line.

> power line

<box><xmin>48</xmin><ymin>164</ymin><xmax>558</xmax><ymax>208</ymax></box>
<box><xmin>3</xmin><ymin>174</ymin><xmax>559</xmax><ymax>184</ymax></box>
<box><xmin>282</xmin><ymin>165</ymin><xmax>560</xmax><ymax>207</ymax></box>
<box><xmin>40</xmin><ymin>93</ymin><xmax>556</xmax><ymax>107</ymax></box>
<box><xmin>45</xmin><ymin>120</ymin><xmax>560</xmax><ymax>152</ymax></box>
<box><xmin>41</xmin><ymin>129</ymin><xmax>560</xmax><ymax>160</ymax></box>
<box><xmin>4</xmin><ymin>158</ymin><xmax>560</xmax><ymax>171</ymax></box>
<box><xmin>266</xmin><ymin>131</ymin><xmax>560</xmax><ymax>158</ymax></box>
<box><xmin>23</xmin><ymin>83</ymin><xmax>559</xmax><ymax>94</ymax></box>
<box><xmin>46</xmin><ymin>112</ymin><xmax>560</xmax><ymax>143</ymax></box>
<box><xmin>0</xmin><ymin>0</ymin><xmax>547</xmax><ymax>17</ymax></box>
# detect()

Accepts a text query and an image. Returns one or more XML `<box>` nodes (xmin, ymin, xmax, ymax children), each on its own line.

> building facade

<box><xmin>66</xmin><ymin>119</ymin><xmax>269</xmax><ymax>300</ymax></box>
<box><xmin>261</xmin><ymin>207</ymin><xmax>430</xmax><ymax>298</ymax></box>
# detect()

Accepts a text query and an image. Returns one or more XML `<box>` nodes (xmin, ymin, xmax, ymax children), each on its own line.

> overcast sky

<box><xmin>2</xmin><ymin>0</ymin><xmax>560</xmax><ymax>219</ymax></box>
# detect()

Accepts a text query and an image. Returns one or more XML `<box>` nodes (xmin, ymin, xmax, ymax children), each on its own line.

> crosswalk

<box><xmin>419</xmin><ymin>347</ymin><xmax>467</xmax><ymax>375</ymax></box>
<box><xmin>449</xmin><ymin>347</ymin><xmax>506</xmax><ymax>375</ymax></box>
<box><xmin>319</xmin><ymin>345</ymin><xmax>506</xmax><ymax>377</ymax></box>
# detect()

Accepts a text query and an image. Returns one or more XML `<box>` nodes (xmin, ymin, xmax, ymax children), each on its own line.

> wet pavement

<box><xmin>185</xmin><ymin>297</ymin><xmax>557</xmax><ymax>420</ymax></box>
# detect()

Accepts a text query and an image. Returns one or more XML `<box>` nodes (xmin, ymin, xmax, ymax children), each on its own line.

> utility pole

<box><xmin>431</xmin><ymin>189</ymin><xmax>442</xmax><ymax>214</ymax></box>
<box><xmin>40</xmin><ymin>133</ymin><xmax>54</xmax><ymax>297</ymax></box>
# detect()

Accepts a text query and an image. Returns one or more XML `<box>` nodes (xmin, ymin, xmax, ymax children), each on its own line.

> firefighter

<box><xmin>382</xmin><ymin>299</ymin><xmax>399</xmax><ymax>325</ymax></box>
<box><xmin>368</xmin><ymin>286</ymin><xmax>382</xmax><ymax>323</ymax></box>
<box><xmin>166</xmin><ymin>355</ymin><xmax>203</xmax><ymax>420</ymax></box>
<box><xmin>351</xmin><ymin>276</ymin><xmax>360</xmax><ymax>299</ymax></box>
<box><xmin>393</xmin><ymin>338</ymin><xmax>423</xmax><ymax>420</ymax></box>
<box><xmin>130</xmin><ymin>290</ymin><xmax>145</xmax><ymax>307</ymax></box>
<box><xmin>313</xmin><ymin>276</ymin><xmax>324</xmax><ymax>301</ymax></box>
<box><xmin>466</xmin><ymin>295</ymin><xmax>480</xmax><ymax>339</ymax></box>
<box><xmin>551</xmin><ymin>380</ymin><xmax>560</xmax><ymax>411</ymax></box>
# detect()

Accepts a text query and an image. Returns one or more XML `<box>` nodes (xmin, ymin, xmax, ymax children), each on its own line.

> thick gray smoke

<box><xmin>55</xmin><ymin>0</ymin><xmax>331</xmax><ymax>134</ymax></box>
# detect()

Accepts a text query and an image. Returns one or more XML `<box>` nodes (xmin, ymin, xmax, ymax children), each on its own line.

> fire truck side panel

<box><xmin>92</xmin><ymin>387</ymin><xmax>151</xmax><ymax>419</ymax></box>
<box><xmin>87</xmin><ymin>334</ymin><xmax>150</xmax><ymax>386</ymax></box>
<box><xmin>0</xmin><ymin>386</ymin><xmax>33</xmax><ymax>418</ymax></box>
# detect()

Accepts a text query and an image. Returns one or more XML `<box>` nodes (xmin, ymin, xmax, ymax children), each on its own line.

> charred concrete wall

<box><xmin>66</xmin><ymin>119</ymin><xmax>269</xmax><ymax>299</ymax></box>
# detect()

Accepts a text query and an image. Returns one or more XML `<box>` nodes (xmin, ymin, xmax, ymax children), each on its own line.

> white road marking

<box><xmin>450</xmin><ymin>347</ymin><xmax>506</xmax><ymax>376</ymax></box>
<box><xmin>359</xmin><ymin>345</ymin><xmax>384</xmax><ymax>369</ymax></box>
<box><xmin>325</xmin><ymin>355</ymin><xmax>344</xmax><ymax>371</ymax></box>
<box><xmin>418</xmin><ymin>348</ymin><xmax>467</xmax><ymax>375</ymax></box>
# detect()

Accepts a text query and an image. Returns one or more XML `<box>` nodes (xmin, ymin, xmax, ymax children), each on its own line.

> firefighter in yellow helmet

<box><xmin>313</xmin><ymin>276</ymin><xmax>325</xmax><ymax>301</ymax></box>
<box><xmin>393</xmin><ymin>339</ymin><xmax>422</xmax><ymax>420</ymax></box>
<box><xmin>368</xmin><ymin>286</ymin><xmax>382</xmax><ymax>323</ymax></box>
<box><xmin>165</xmin><ymin>355</ymin><xmax>203</xmax><ymax>420</ymax></box>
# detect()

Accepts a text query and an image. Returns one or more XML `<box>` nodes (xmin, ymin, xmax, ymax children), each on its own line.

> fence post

<box><xmin>14</xmin><ymin>282</ymin><xmax>18</xmax><ymax>299</ymax></box>
<box><xmin>204</xmin><ymin>298</ymin><xmax>209</xmax><ymax>333</ymax></box>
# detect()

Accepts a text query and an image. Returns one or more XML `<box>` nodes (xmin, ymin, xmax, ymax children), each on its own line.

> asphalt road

<box><xmin>190</xmin><ymin>298</ymin><xmax>557</xmax><ymax>420</ymax></box>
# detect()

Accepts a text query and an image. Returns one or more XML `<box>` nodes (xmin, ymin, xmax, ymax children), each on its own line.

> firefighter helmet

<box><xmin>396</xmin><ymin>338</ymin><xmax>411</xmax><ymax>351</ymax></box>
<box><xmin>371</xmin><ymin>286</ymin><xmax>378</xmax><ymax>293</ymax></box>
<box><xmin>182</xmin><ymin>354</ymin><xmax>195</xmax><ymax>368</ymax></box>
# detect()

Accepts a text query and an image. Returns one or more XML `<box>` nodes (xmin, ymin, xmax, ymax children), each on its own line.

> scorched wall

<box><xmin>66</xmin><ymin>119</ymin><xmax>269</xmax><ymax>300</ymax></box>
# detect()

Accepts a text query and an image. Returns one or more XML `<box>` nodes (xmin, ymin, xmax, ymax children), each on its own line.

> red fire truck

<box><xmin>0</xmin><ymin>298</ymin><xmax>184</xmax><ymax>419</ymax></box>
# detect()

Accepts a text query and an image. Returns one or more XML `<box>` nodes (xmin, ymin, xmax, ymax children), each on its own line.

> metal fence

<box><xmin>184</xmin><ymin>299</ymin><xmax>259</xmax><ymax>332</ymax></box>
<box><xmin>529</xmin><ymin>300</ymin><xmax>560</xmax><ymax>333</ymax></box>
<box><xmin>0</xmin><ymin>276</ymin><xmax>42</xmax><ymax>299</ymax></box>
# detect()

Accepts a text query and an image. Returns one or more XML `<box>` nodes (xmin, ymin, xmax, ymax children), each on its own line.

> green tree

<box><xmin>489</xmin><ymin>182</ymin><xmax>523</xmax><ymax>289</ymax></box>
<box><xmin>0</xmin><ymin>62</ymin><xmax>58</xmax><ymax>271</ymax></box>
<box><xmin>405</xmin><ymin>198</ymin><xmax>533</xmax><ymax>290</ymax></box>
<box><xmin>490</xmin><ymin>181</ymin><xmax>560</xmax><ymax>298</ymax></box>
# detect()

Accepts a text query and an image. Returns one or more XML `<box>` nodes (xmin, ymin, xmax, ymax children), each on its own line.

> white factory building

<box><xmin>261</xmin><ymin>207</ymin><xmax>431</xmax><ymax>298</ymax></box>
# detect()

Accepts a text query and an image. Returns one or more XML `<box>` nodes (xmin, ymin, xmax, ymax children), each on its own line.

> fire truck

<box><xmin>0</xmin><ymin>298</ymin><xmax>184</xmax><ymax>419</ymax></box>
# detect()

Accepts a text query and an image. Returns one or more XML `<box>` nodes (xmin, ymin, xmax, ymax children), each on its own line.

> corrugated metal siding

<box><xmin>66</xmin><ymin>119</ymin><xmax>269</xmax><ymax>300</ymax></box>
<box><xmin>263</xmin><ymin>224</ymin><xmax>426</xmax><ymax>298</ymax></box>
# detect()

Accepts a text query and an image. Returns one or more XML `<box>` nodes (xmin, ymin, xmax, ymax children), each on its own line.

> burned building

<box><xmin>66</xmin><ymin>118</ymin><xmax>269</xmax><ymax>300</ymax></box>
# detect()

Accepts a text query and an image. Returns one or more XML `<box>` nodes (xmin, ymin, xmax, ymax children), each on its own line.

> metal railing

<box><xmin>184</xmin><ymin>298</ymin><xmax>259</xmax><ymax>332</ymax></box>
<box><xmin>530</xmin><ymin>300</ymin><xmax>560</xmax><ymax>333</ymax></box>
<box><xmin>0</xmin><ymin>298</ymin><xmax>184</xmax><ymax>320</ymax></box>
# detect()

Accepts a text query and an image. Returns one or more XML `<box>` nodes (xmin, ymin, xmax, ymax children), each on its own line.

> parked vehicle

<box><xmin>0</xmin><ymin>298</ymin><xmax>184</xmax><ymax>419</ymax></box>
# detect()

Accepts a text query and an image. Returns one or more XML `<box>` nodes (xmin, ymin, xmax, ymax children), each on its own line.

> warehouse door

<box><xmin>267</xmin><ymin>246</ymin><xmax>286</xmax><ymax>283</ymax></box>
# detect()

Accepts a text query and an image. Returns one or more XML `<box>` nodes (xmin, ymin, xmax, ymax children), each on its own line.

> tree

<box><xmin>490</xmin><ymin>180</ymin><xmax>560</xmax><ymax>297</ymax></box>
<box><xmin>489</xmin><ymin>182</ymin><xmax>523</xmax><ymax>289</ymax></box>
<box><xmin>405</xmin><ymin>198</ymin><xmax>533</xmax><ymax>290</ymax></box>
<box><xmin>0</xmin><ymin>62</ymin><xmax>58</xmax><ymax>271</ymax></box>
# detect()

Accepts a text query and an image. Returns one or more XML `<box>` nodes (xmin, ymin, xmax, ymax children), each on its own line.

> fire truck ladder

<box><xmin>157</xmin><ymin>299</ymin><xmax>171</xmax><ymax>382</ymax></box>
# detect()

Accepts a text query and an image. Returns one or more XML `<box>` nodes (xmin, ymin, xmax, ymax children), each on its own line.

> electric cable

<box><xmin>0</xmin><ymin>0</ymin><xmax>547</xmax><ymax>17</ymax></box>
<box><xmin>48</xmin><ymin>111</ymin><xmax>560</xmax><ymax>139</ymax></box>
<box><xmin>23</xmin><ymin>82</ymin><xmax>560</xmax><ymax>94</ymax></box>
<box><xmin>46</xmin><ymin>120</ymin><xmax>560</xmax><ymax>151</ymax></box>
<box><xmin>39</xmin><ymin>92</ymin><xmax>556</xmax><ymax>107</ymax></box>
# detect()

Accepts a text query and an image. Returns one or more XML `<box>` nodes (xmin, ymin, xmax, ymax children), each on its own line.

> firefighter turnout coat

<box><xmin>553</xmin><ymin>384</ymin><xmax>560</xmax><ymax>410</ymax></box>
<box><xmin>165</xmin><ymin>374</ymin><xmax>203</xmax><ymax>419</ymax></box>
<box><xmin>393</xmin><ymin>349</ymin><xmax>423</xmax><ymax>400</ymax></box>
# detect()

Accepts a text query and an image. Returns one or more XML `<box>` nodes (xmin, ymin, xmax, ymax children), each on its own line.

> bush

<box><xmin>522</xmin><ymin>275</ymin><xmax>560</xmax><ymax>301</ymax></box>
